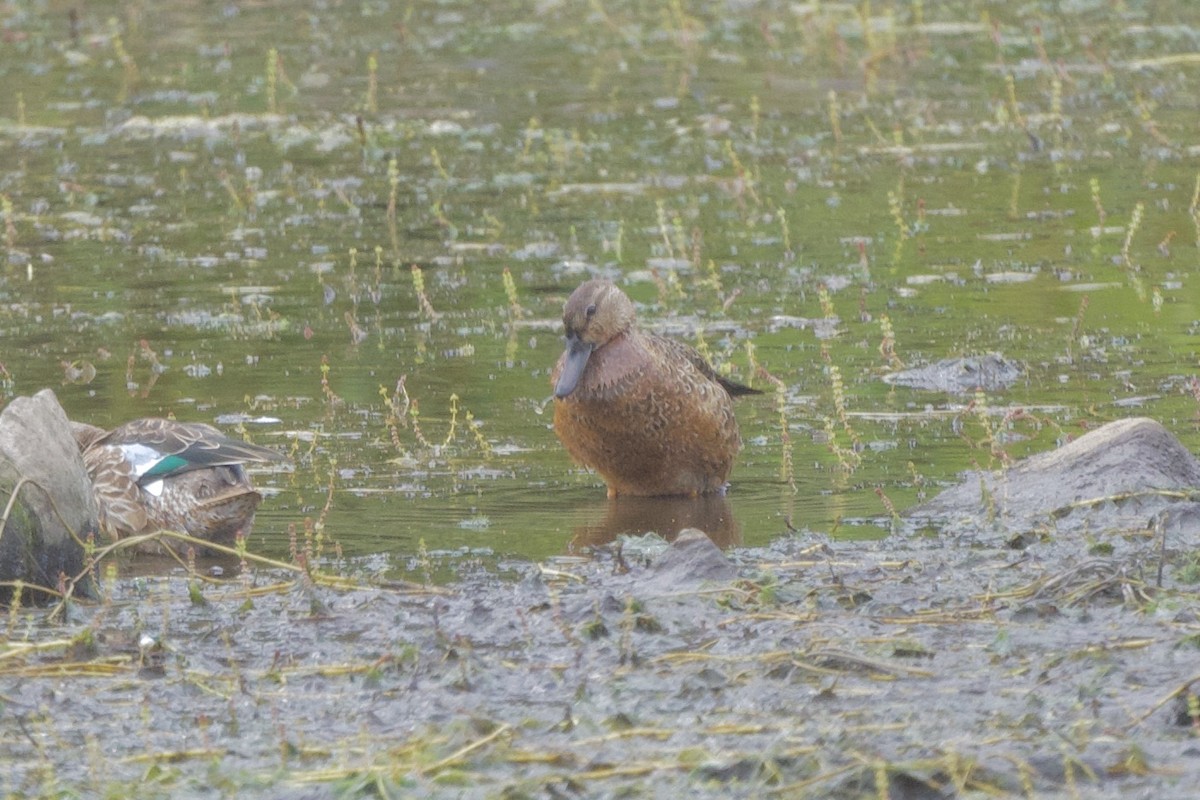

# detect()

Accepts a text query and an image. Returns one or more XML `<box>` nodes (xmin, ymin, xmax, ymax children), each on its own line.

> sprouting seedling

<box><xmin>372</xmin><ymin>246</ymin><xmax>384</xmax><ymax>305</ymax></box>
<box><xmin>416</xmin><ymin>538</ymin><xmax>433</xmax><ymax>587</ymax></box>
<box><xmin>1050</xmin><ymin>76</ymin><xmax>1064</xmax><ymax>154</ymax></box>
<box><xmin>522</xmin><ymin>117</ymin><xmax>541</xmax><ymax>161</ymax></box>
<box><xmin>266</xmin><ymin>47</ymin><xmax>278</xmax><ymax>113</ymax></box>
<box><xmin>959</xmin><ymin>388</ymin><xmax>1011</xmax><ymax>468</ymax></box>
<box><xmin>723</xmin><ymin>139</ymin><xmax>760</xmax><ymax>206</ymax></box>
<box><xmin>671</xmin><ymin>210</ymin><xmax>686</xmax><ymax>261</ymax></box>
<box><xmin>502</xmin><ymin>267</ymin><xmax>525</xmax><ymax>320</ymax></box>
<box><xmin>692</xmin><ymin>328</ymin><xmax>713</xmax><ymax>364</ymax></box>
<box><xmin>875</xmin><ymin>486</ymin><xmax>899</xmax><ymax>529</ymax></box>
<box><xmin>380</xmin><ymin>378</ymin><xmax>410</xmax><ymax>455</ymax></box>
<box><xmin>1007</xmin><ymin>170</ymin><xmax>1021</xmax><ymax>221</ymax></box>
<box><xmin>1122</xmin><ymin>200</ymin><xmax>1145</xmax><ymax>275</ymax></box>
<box><xmin>109</xmin><ymin>18</ymin><xmax>139</xmax><ymax>102</ymax></box>
<box><xmin>344</xmin><ymin>311</ymin><xmax>367</xmax><ymax>345</ymax></box>
<box><xmin>1</xmin><ymin>194</ymin><xmax>15</xmax><ymax>253</ymax></box>
<box><xmin>6</xmin><ymin>580</ymin><xmax>23</xmax><ymax>636</ymax></box>
<box><xmin>1004</xmin><ymin>73</ymin><xmax>1024</xmax><ymax>130</ymax></box>
<box><xmin>744</xmin><ymin>338</ymin><xmax>759</xmax><ymax>376</ymax></box>
<box><xmin>828</xmin><ymin>89</ymin><xmax>842</xmax><ymax>146</ymax></box>
<box><xmin>408</xmin><ymin>398</ymin><xmax>433</xmax><ymax>449</ymax></box>
<box><xmin>887</xmin><ymin>189</ymin><xmax>907</xmax><ymax>266</ymax></box>
<box><xmin>365</xmin><ymin>53</ymin><xmax>378</xmax><ymax>114</ymax></box>
<box><xmin>430</xmin><ymin>147</ymin><xmax>449</xmax><ymax>182</ymax></box>
<box><xmin>818</xmin><ymin>283</ymin><xmax>836</xmax><ymax>322</ymax></box>
<box><xmin>319</xmin><ymin>354</ymin><xmax>343</xmax><ymax>407</ymax></box>
<box><xmin>1156</xmin><ymin>230</ymin><xmax>1175</xmax><ymax>258</ymax></box>
<box><xmin>698</xmin><ymin>258</ymin><xmax>724</xmax><ymax>300</ymax></box>
<box><xmin>828</xmin><ymin>363</ymin><xmax>862</xmax><ymax>457</ymax></box>
<box><xmin>442</xmin><ymin>394</ymin><xmax>460</xmax><ymax>449</ymax></box>
<box><xmin>386</xmin><ymin>156</ymin><xmax>401</xmax><ymax>253</ymax></box>
<box><xmin>777</xmin><ymin>207</ymin><xmax>792</xmax><ymax>258</ymax></box>
<box><xmin>757</xmin><ymin>366</ymin><xmax>795</xmax><ymax>493</ymax></box>
<box><xmin>655</xmin><ymin>200</ymin><xmax>676</xmax><ymax>260</ymax></box>
<box><xmin>216</xmin><ymin>170</ymin><xmax>246</xmax><ymax>216</ymax></box>
<box><xmin>907</xmin><ymin>461</ymin><xmax>927</xmax><ymax>503</ymax></box>
<box><xmin>878</xmin><ymin>314</ymin><xmax>904</xmax><ymax>369</ymax></box>
<box><xmin>411</xmin><ymin>264</ymin><xmax>440</xmax><ymax>320</ymax></box>
<box><xmin>687</xmin><ymin>225</ymin><xmax>703</xmax><ymax>270</ymax></box>
<box><xmin>1189</xmin><ymin>172</ymin><xmax>1200</xmax><ymax>249</ymax></box>
<box><xmin>465</xmin><ymin>409</ymin><xmax>493</xmax><ymax>456</ymax></box>
<box><xmin>1067</xmin><ymin>293</ymin><xmax>1089</xmax><ymax>362</ymax></box>
<box><xmin>314</xmin><ymin>459</ymin><xmax>337</xmax><ymax>553</ymax></box>
<box><xmin>1090</xmin><ymin>177</ymin><xmax>1106</xmax><ymax>235</ymax></box>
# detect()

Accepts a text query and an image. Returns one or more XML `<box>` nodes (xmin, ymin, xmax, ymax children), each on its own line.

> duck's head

<box><xmin>554</xmin><ymin>279</ymin><xmax>636</xmax><ymax>399</ymax></box>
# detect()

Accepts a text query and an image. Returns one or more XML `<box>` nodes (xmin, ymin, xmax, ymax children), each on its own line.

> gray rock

<box><xmin>0</xmin><ymin>390</ymin><xmax>98</xmax><ymax>604</ymax></box>
<box><xmin>646</xmin><ymin>528</ymin><xmax>739</xmax><ymax>589</ymax></box>
<box><xmin>907</xmin><ymin>417</ymin><xmax>1200</xmax><ymax>545</ymax></box>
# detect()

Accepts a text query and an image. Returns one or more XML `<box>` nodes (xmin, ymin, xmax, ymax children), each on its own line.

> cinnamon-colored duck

<box><xmin>551</xmin><ymin>279</ymin><xmax>758</xmax><ymax>497</ymax></box>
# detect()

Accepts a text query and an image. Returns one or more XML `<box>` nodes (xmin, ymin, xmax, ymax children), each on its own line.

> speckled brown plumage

<box><xmin>71</xmin><ymin>418</ymin><xmax>283</xmax><ymax>546</ymax></box>
<box><xmin>551</xmin><ymin>279</ymin><xmax>758</xmax><ymax>497</ymax></box>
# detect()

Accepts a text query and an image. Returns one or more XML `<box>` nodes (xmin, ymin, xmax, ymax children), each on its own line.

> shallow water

<box><xmin>2</xmin><ymin>0</ymin><xmax>1199</xmax><ymax>570</ymax></box>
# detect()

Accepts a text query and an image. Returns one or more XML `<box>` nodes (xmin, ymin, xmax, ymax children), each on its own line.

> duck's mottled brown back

<box><xmin>551</xmin><ymin>279</ymin><xmax>757</xmax><ymax>497</ymax></box>
<box><xmin>72</xmin><ymin>417</ymin><xmax>282</xmax><ymax>548</ymax></box>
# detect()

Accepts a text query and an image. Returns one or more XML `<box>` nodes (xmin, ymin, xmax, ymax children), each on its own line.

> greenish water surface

<box><xmin>2</xmin><ymin>0</ymin><xmax>1199</xmax><ymax>569</ymax></box>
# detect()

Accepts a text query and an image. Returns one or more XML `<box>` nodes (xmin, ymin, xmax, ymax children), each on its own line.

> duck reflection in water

<box><xmin>568</xmin><ymin>493</ymin><xmax>742</xmax><ymax>552</ymax></box>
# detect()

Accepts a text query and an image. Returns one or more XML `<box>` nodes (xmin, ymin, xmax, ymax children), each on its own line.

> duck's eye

<box><xmin>585</xmin><ymin>303</ymin><xmax>597</xmax><ymax>319</ymax></box>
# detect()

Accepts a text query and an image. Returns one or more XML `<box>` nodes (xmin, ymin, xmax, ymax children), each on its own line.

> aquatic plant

<box><xmin>365</xmin><ymin>53</ymin><xmax>378</xmax><ymax>115</ymax></box>
<box><xmin>757</xmin><ymin>366</ymin><xmax>795</xmax><ymax>493</ymax></box>
<box><xmin>266</xmin><ymin>47</ymin><xmax>278</xmax><ymax>113</ymax></box>
<box><xmin>501</xmin><ymin>267</ymin><xmax>524</xmax><ymax>320</ymax></box>
<box><xmin>1190</xmin><ymin>173</ymin><xmax>1200</xmax><ymax>250</ymax></box>
<box><xmin>1067</xmin><ymin>294</ymin><xmax>1089</xmax><ymax>363</ymax></box>
<box><xmin>410</xmin><ymin>264</ymin><xmax>439</xmax><ymax>321</ymax></box>
<box><xmin>319</xmin><ymin>354</ymin><xmax>342</xmax><ymax>408</ymax></box>
<box><xmin>0</xmin><ymin>194</ymin><xmax>15</xmax><ymax>256</ymax></box>
<box><xmin>827</xmin><ymin>89</ymin><xmax>842</xmax><ymax>147</ymax></box>
<box><xmin>877</xmin><ymin>314</ymin><xmax>903</xmax><ymax>370</ymax></box>
<box><xmin>109</xmin><ymin>17</ymin><xmax>139</xmax><ymax>102</ymax></box>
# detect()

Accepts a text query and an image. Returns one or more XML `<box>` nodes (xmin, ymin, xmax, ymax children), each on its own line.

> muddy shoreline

<box><xmin>3</xmin><ymin>523</ymin><xmax>1198</xmax><ymax>799</ymax></box>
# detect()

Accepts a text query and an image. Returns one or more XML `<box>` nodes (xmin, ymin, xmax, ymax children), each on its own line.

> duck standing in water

<box><xmin>71</xmin><ymin>418</ymin><xmax>283</xmax><ymax>545</ymax></box>
<box><xmin>551</xmin><ymin>279</ymin><xmax>759</xmax><ymax>497</ymax></box>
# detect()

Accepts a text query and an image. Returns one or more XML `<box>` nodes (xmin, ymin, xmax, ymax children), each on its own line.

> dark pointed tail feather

<box><xmin>719</xmin><ymin>376</ymin><xmax>763</xmax><ymax>397</ymax></box>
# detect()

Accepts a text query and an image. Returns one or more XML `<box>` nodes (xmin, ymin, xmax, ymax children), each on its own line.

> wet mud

<box><xmin>3</xmin><ymin>518</ymin><xmax>1199</xmax><ymax>799</ymax></box>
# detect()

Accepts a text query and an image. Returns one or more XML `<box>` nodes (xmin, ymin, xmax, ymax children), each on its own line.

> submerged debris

<box><xmin>883</xmin><ymin>353</ymin><xmax>1024</xmax><ymax>394</ymax></box>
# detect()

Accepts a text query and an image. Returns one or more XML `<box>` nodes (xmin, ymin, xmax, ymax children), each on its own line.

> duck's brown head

<box><xmin>554</xmin><ymin>279</ymin><xmax>636</xmax><ymax>399</ymax></box>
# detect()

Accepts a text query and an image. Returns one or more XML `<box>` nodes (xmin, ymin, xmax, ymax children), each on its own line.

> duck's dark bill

<box><xmin>554</xmin><ymin>336</ymin><xmax>595</xmax><ymax>399</ymax></box>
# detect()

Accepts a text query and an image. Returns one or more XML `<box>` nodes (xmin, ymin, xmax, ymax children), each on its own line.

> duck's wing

<box><xmin>92</xmin><ymin>419</ymin><xmax>284</xmax><ymax>484</ymax></box>
<box><xmin>647</xmin><ymin>334</ymin><xmax>762</xmax><ymax>398</ymax></box>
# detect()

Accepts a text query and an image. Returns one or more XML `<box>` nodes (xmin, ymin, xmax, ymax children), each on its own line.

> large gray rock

<box><xmin>0</xmin><ymin>390</ymin><xmax>98</xmax><ymax>604</ymax></box>
<box><xmin>907</xmin><ymin>417</ymin><xmax>1200</xmax><ymax>546</ymax></box>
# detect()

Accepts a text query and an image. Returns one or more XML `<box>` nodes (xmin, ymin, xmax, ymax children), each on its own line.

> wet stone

<box><xmin>0</xmin><ymin>389</ymin><xmax>97</xmax><ymax>604</ymax></box>
<box><xmin>645</xmin><ymin>527</ymin><xmax>740</xmax><ymax>590</ymax></box>
<box><xmin>883</xmin><ymin>352</ymin><xmax>1023</xmax><ymax>394</ymax></box>
<box><xmin>906</xmin><ymin>417</ymin><xmax>1200</xmax><ymax>548</ymax></box>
